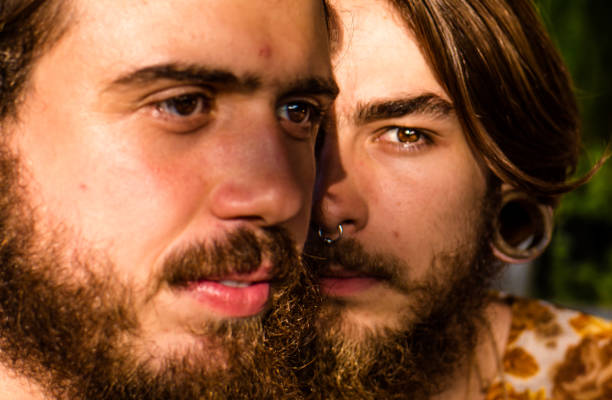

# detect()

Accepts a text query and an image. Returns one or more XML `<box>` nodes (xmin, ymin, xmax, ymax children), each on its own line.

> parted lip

<box><xmin>168</xmin><ymin>261</ymin><xmax>277</xmax><ymax>289</ymax></box>
<box><xmin>185</xmin><ymin>267</ymin><xmax>274</xmax><ymax>318</ymax></box>
<box><xmin>193</xmin><ymin>263</ymin><xmax>275</xmax><ymax>284</ymax></box>
<box><xmin>320</xmin><ymin>263</ymin><xmax>388</xmax><ymax>281</ymax></box>
<box><xmin>319</xmin><ymin>272</ymin><xmax>381</xmax><ymax>298</ymax></box>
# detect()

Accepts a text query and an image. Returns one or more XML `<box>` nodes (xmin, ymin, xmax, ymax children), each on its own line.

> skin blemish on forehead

<box><xmin>258</xmin><ymin>45</ymin><xmax>272</xmax><ymax>59</ymax></box>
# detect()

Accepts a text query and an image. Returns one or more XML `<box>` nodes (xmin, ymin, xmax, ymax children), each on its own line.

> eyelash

<box><xmin>147</xmin><ymin>90</ymin><xmax>327</xmax><ymax>138</ymax></box>
<box><xmin>148</xmin><ymin>91</ymin><xmax>214</xmax><ymax>133</ymax></box>
<box><xmin>153</xmin><ymin>92</ymin><xmax>213</xmax><ymax>121</ymax></box>
<box><xmin>155</xmin><ymin>93</ymin><xmax>212</xmax><ymax>117</ymax></box>
<box><xmin>374</xmin><ymin>126</ymin><xmax>432</xmax><ymax>152</ymax></box>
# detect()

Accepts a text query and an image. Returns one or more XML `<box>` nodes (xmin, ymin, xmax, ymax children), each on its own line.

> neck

<box><xmin>432</xmin><ymin>300</ymin><xmax>512</xmax><ymax>400</ymax></box>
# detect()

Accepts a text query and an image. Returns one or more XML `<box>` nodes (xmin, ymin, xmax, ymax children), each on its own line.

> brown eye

<box><xmin>277</xmin><ymin>100</ymin><xmax>323</xmax><ymax>140</ymax></box>
<box><xmin>285</xmin><ymin>103</ymin><xmax>310</xmax><ymax>123</ymax></box>
<box><xmin>277</xmin><ymin>101</ymin><xmax>321</xmax><ymax>125</ymax></box>
<box><xmin>150</xmin><ymin>91</ymin><xmax>215</xmax><ymax>134</ymax></box>
<box><xmin>158</xmin><ymin>94</ymin><xmax>211</xmax><ymax>117</ymax></box>
<box><xmin>376</xmin><ymin>126</ymin><xmax>432</xmax><ymax>153</ymax></box>
<box><xmin>396</xmin><ymin>128</ymin><xmax>420</xmax><ymax>143</ymax></box>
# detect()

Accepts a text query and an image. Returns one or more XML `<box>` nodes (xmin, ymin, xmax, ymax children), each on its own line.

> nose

<box><xmin>313</xmin><ymin>125</ymin><xmax>368</xmax><ymax>237</ymax></box>
<box><xmin>208</xmin><ymin>105</ymin><xmax>313</xmax><ymax>238</ymax></box>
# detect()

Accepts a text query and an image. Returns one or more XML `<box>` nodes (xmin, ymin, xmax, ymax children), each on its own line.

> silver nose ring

<box><xmin>318</xmin><ymin>224</ymin><xmax>343</xmax><ymax>245</ymax></box>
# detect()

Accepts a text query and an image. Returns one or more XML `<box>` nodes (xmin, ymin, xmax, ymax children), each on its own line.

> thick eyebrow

<box><xmin>282</xmin><ymin>76</ymin><xmax>339</xmax><ymax>100</ymax></box>
<box><xmin>106</xmin><ymin>63</ymin><xmax>261</xmax><ymax>92</ymax></box>
<box><xmin>105</xmin><ymin>63</ymin><xmax>338</xmax><ymax>100</ymax></box>
<box><xmin>355</xmin><ymin>94</ymin><xmax>454</xmax><ymax>125</ymax></box>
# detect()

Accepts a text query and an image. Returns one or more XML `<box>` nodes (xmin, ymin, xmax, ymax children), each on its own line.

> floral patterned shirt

<box><xmin>486</xmin><ymin>294</ymin><xmax>612</xmax><ymax>400</ymax></box>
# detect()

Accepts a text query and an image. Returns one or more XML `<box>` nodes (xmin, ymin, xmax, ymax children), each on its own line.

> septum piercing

<box><xmin>318</xmin><ymin>224</ymin><xmax>343</xmax><ymax>245</ymax></box>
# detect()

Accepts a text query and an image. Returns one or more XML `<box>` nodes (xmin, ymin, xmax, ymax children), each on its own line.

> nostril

<box><xmin>315</xmin><ymin>219</ymin><xmax>357</xmax><ymax>239</ymax></box>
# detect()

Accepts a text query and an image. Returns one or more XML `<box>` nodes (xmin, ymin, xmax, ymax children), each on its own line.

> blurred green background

<box><xmin>531</xmin><ymin>0</ymin><xmax>612</xmax><ymax>311</ymax></box>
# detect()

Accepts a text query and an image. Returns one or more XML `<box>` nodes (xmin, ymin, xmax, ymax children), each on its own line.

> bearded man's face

<box><xmin>0</xmin><ymin>0</ymin><xmax>337</xmax><ymax>397</ymax></box>
<box><xmin>305</xmin><ymin>0</ymin><xmax>504</xmax><ymax>397</ymax></box>
<box><xmin>0</xmin><ymin>174</ymin><xmax>315</xmax><ymax>397</ymax></box>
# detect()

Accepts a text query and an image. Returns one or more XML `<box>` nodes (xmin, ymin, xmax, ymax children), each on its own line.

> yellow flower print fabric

<box><xmin>486</xmin><ymin>294</ymin><xmax>612</xmax><ymax>400</ymax></box>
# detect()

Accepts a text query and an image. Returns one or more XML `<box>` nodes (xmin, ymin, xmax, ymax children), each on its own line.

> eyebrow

<box><xmin>355</xmin><ymin>93</ymin><xmax>454</xmax><ymax>125</ymax></box>
<box><xmin>282</xmin><ymin>76</ymin><xmax>339</xmax><ymax>100</ymax></box>
<box><xmin>107</xmin><ymin>63</ymin><xmax>261</xmax><ymax>92</ymax></box>
<box><xmin>106</xmin><ymin>63</ymin><xmax>339</xmax><ymax>99</ymax></box>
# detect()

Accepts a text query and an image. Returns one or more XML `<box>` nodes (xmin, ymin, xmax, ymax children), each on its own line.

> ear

<box><xmin>491</xmin><ymin>184</ymin><xmax>553</xmax><ymax>264</ymax></box>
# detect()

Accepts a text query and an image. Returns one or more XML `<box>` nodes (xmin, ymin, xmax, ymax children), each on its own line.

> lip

<box><xmin>185</xmin><ymin>266</ymin><xmax>274</xmax><ymax>318</ymax></box>
<box><xmin>319</xmin><ymin>267</ymin><xmax>380</xmax><ymax>297</ymax></box>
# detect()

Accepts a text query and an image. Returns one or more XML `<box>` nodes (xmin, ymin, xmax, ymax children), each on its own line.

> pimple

<box><xmin>79</xmin><ymin>183</ymin><xmax>88</xmax><ymax>191</ymax></box>
<box><xmin>258</xmin><ymin>45</ymin><xmax>272</xmax><ymax>59</ymax></box>
<box><xmin>392</xmin><ymin>230</ymin><xmax>400</xmax><ymax>239</ymax></box>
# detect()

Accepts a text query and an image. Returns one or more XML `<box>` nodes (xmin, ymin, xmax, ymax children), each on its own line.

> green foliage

<box><xmin>532</xmin><ymin>0</ymin><xmax>612</xmax><ymax>307</ymax></box>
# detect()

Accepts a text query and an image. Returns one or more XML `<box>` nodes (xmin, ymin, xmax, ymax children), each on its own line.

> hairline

<box><xmin>2</xmin><ymin>0</ymin><xmax>75</xmax><ymax>125</ymax></box>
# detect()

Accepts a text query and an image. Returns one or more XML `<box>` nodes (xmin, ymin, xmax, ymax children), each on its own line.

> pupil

<box><xmin>171</xmin><ymin>96</ymin><xmax>198</xmax><ymax>115</ymax></box>
<box><xmin>287</xmin><ymin>104</ymin><xmax>308</xmax><ymax>123</ymax></box>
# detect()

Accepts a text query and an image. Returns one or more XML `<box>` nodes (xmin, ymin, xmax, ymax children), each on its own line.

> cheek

<box><xmin>284</xmin><ymin>142</ymin><xmax>317</xmax><ymax>243</ymax></box>
<box><xmin>15</xmin><ymin>120</ymin><xmax>207</xmax><ymax>279</ymax></box>
<box><xmin>365</xmin><ymin>156</ymin><xmax>487</xmax><ymax>263</ymax></box>
<box><xmin>72</xmin><ymin>153</ymin><xmax>194</xmax><ymax>265</ymax></box>
<box><xmin>414</xmin><ymin>166</ymin><xmax>487</xmax><ymax>253</ymax></box>
<box><xmin>293</xmin><ymin>144</ymin><xmax>317</xmax><ymax>196</ymax></box>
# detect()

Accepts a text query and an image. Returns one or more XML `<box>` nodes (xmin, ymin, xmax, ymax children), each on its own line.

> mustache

<box><xmin>161</xmin><ymin>227</ymin><xmax>299</xmax><ymax>287</ymax></box>
<box><xmin>303</xmin><ymin>231</ymin><xmax>406</xmax><ymax>289</ymax></box>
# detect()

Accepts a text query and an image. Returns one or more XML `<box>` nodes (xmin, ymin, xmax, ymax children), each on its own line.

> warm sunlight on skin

<box><xmin>8</xmin><ymin>0</ymin><xmax>335</xmax><ymax>363</ymax></box>
<box><xmin>315</xmin><ymin>0</ymin><xmax>489</xmax><ymax>331</ymax></box>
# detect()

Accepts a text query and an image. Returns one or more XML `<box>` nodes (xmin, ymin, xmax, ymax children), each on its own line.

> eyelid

<box><xmin>284</xmin><ymin>91</ymin><xmax>335</xmax><ymax>113</ymax></box>
<box><xmin>373</xmin><ymin>125</ymin><xmax>434</xmax><ymax>152</ymax></box>
<box><xmin>277</xmin><ymin>98</ymin><xmax>327</xmax><ymax>141</ymax></box>
<box><xmin>139</xmin><ymin>84</ymin><xmax>214</xmax><ymax>106</ymax></box>
<box><xmin>140</xmin><ymin>86</ymin><xmax>215</xmax><ymax>134</ymax></box>
<box><xmin>280</xmin><ymin>102</ymin><xmax>323</xmax><ymax>122</ymax></box>
<box><xmin>374</xmin><ymin>125</ymin><xmax>432</xmax><ymax>139</ymax></box>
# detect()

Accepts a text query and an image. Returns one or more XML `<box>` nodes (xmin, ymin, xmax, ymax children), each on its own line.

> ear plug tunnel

<box><xmin>492</xmin><ymin>190</ymin><xmax>553</xmax><ymax>264</ymax></box>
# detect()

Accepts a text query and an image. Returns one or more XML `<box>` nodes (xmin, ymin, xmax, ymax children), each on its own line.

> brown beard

<box><xmin>300</xmin><ymin>190</ymin><xmax>503</xmax><ymax>400</ymax></box>
<box><xmin>0</xmin><ymin>151</ymin><xmax>317</xmax><ymax>399</ymax></box>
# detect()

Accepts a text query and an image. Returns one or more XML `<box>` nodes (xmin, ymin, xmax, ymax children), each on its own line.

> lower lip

<box><xmin>320</xmin><ymin>276</ymin><xmax>379</xmax><ymax>297</ymax></box>
<box><xmin>188</xmin><ymin>281</ymin><xmax>270</xmax><ymax>318</ymax></box>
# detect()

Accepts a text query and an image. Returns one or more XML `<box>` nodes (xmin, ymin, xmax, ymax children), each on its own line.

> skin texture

<box><xmin>0</xmin><ymin>0</ymin><xmax>336</xmax><ymax>398</ymax></box>
<box><xmin>316</xmin><ymin>0</ymin><xmax>488</xmax><ymax>332</ymax></box>
<box><xmin>307</xmin><ymin>0</ymin><xmax>513</xmax><ymax>398</ymax></box>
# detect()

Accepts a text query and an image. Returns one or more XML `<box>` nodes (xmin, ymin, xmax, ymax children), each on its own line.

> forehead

<box><xmin>330</xmin><ymin>0</ymin><xmax>449</xmax><ymax>112</ymax></box>
<box><xmin>49</xmin><ymin>0</ymin><xmax>330</xmax><ymax>87</ymax></box>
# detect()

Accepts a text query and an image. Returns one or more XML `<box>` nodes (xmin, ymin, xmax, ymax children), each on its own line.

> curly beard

<box><xmin>0</xmin><ymin>149</ymin><xmax>318</xmax><ymax>399</ymax></box>
<box><xmin>300</xmin><ymin>188</ymin><xmax>503</xmax><ymax>400</ymax></box>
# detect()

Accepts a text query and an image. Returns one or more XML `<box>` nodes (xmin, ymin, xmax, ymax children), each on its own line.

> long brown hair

<box><xmin>390</xmin><ymin>0</ymin><xmax>604</xmax><ymax>205</ymax></box>
<box><xmin>0</xmin><ymin>0</ymin><xmax>69</xmax><ymax>121</ymax></box>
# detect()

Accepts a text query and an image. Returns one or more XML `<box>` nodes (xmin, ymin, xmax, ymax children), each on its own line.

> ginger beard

<box><xmin>0</xmin><ymin>152</ymin><xmax>318</xmax><ymax>399</ymax></box>
<box><xmin>302</xmin><ymin>188</ymin><xmax>503</xmax><ymax>399</ymax></box>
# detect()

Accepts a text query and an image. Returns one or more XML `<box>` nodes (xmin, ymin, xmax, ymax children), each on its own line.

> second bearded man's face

<box><xmin>312</xmin><ymin>0</ymin><xmax>491</xmax><ymax>337</ymax></box>
<box><xmin>305</xmin><ymin>0</ymin><xmax>501</xmax><ymax>396</ymax></box>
